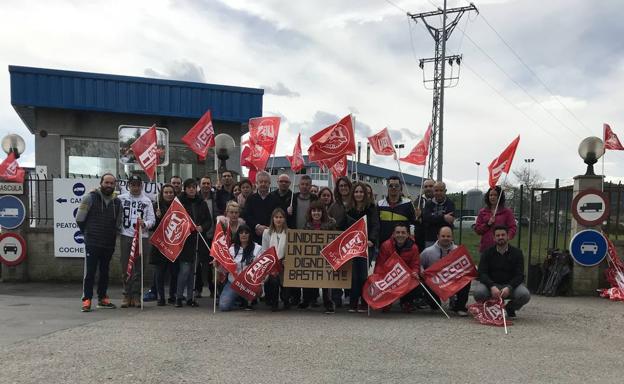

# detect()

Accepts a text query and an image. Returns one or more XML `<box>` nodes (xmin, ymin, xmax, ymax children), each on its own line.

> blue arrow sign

<box><xmin>569</xmin><ymin>229</ymin><xmax>608</xmax><ymax>267</ymax></box>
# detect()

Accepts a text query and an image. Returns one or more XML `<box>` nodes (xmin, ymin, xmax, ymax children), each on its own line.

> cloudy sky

<box><xmin>1</xmin><ymin>0</ymin><xmax>623</xmax><ymax>191</ymax></box>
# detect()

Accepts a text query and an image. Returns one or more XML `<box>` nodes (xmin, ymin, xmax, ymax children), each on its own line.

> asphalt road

<box><xmin>1</xmin><ymin>282</ymin><xmax>623</xmax><ymax>384</ymax></box>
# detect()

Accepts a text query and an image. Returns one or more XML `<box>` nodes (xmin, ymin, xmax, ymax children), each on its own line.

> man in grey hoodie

<box><xmin>420</xmin><ymin>226</ymin><xmax>470</xmax><ymax>316</ymax></box>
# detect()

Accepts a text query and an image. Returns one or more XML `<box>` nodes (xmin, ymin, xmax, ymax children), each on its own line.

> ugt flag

<box><xmin>362</xmin><ymin>252</ymin><xmax>419</xmax><ymax>310</ymax></box>
<box><xmin>422</xmin><ymin>245</ymin><xmax>478</xmax><ymax>301</ymax></box>
<box><xmin>230</xmin><ymin>247</ymin><xmax>279</xmax><ymax>301</ymax></box>
<box><xmin>286</xmin><ymin>133</ymin><xmax>305</xmax><ymax>173</ymax></box>
<box><xmin>182</xmin><ymin>110</ymin><xmax>215</xmax><ymax>157</ymax></box>
<box><xmin>210</xmin><ymin>222</ymin><xmax>237</xmax><ymax>276</ymax></box>
<box><xmin>604</xmin><ymin>123</ymin><xmax>624</xmax><ymax>151</ymax></box>
<box><xmin>0</xmin><ymin>152</ymin><xmax>25</xmax><ymax>183</ymax></box>
<box><xmin>320</xmin><ymin>216</ymin><xmax>368</xmax><ymax>270</ymax></box>
<box><xmin>249</xmin><ymin>116</ymin><xmax>281</xmax><ymax>155</ymax></box>
<box><xmin>125</xmin><ymin>218</ymin><xmax>141</xmax><ymax>281</ymax></box>
<box><xmin>308</xmin><ymin>114</ymin><xmax>356</xmax><ymax>162</ymax></box>
<box><xmin>400</xmin><ymin>123</ymin><xmax>432</xmax><ymax>166</ymax></box>
<box><xmin>131</xmin><ymin>125</ymin><xmax>159</xmax><ymax>180</ymax></box>
<box><xmin>468</xmin><ymin>297</ymin><xmax>513</xmax><ymax>327</ymax></box>
<box><xmin>150</xmin><ymin>197</ymin><xmax>194</xmax><ymax>262</ymax></box>
<box><xmin>488</xmin><ymin>135</ymin><xmax>520</xmax><ymax>188</ymax></box>
<box><xmin>368</xmin><ymin>128</ymin><xmax>396</xmax><ymax>157</ymax></box>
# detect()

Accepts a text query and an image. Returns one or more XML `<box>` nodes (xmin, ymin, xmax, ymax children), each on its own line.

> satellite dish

<box><xmin>1</xmin><ymin>134</ymin><xmax>26</xmax><ymax>158</ymax></box>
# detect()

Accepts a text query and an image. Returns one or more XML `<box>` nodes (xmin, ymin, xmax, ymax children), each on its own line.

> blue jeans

<box><xmin>176</xmin><ymin>262</ymin><xmax>194</xmax><ymax>301</ymax></box>
<box><xmin>219</xmin><ymin>281</ymin><xmax>244</xmax><ymax>311</ymax></box>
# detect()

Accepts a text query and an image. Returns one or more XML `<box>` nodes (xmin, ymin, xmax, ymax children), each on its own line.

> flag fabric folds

<box><xmin>149</xmin><ymin>198</ymin><xmax>194</xmax><ymax>262</ymax></box>
<box><xmin>182</xmin><ymin>110</ymin><xmax>216</xmax><ymax>157</ymax></box>
<box><xmin>210</xmin><ymin>222</ymin><xmax>237</xmax><ymax>276</ymax></box>
<box><xmin>230</xmin><ymin>247</ymin><xmax>279</xmax><ymax>301</ymax></box>
<box><xmin>400</xmin><ymin>124</ymin><xmax>432</xmax><ymax>166</ymax></box>
<box><xmin>249</xmin><ymin>117</ymin><xmax>281</xmax><ymax>155</ymax></box>
<box><xmin>604</xmin><ymin>123</ymin><xmax>624</xmax><ymax>151</ymax></box>
<box><xmin>0</xmin><ymin>152</ymin><xmax>25</xmax><ymax>183</ymax></box>
<box><xmin>362</xmin><ymin>252</ymin><xmax>419</xmax><ymax>310</ymax></box>
<box><xmin>126</xmin><ymin>218</ymin><xmax>141</xmax><ymax>281</ymax></box>
<box><xmin>422</xmin><ymin>245</ymin><xmax>478</xmax><ymax>302</ymax></box>
<box><xmin>468</xmin><ymin>297</ymin><xmax>512</xmax><ymax>327</ymax></box>
<box><xmin>599</xmin><ymin>238</ymin><xmax>624</xmax><ymax>301</ymax></box>
<box><xmin>308</xmin><ymin>114</ymin><xmax>356</xmax><ymax>162</ymax></box>
<box><xmin>368</xmin><ymin>128</ymin><xmax>396</xmax><ymax>157</ymax></box>
<box><xmin>286</xmin><ymin>133</ymin><xmax>305</xmax><ymax>173</ymax></box>
<box><xmin>320</xmin><ymin>216</ymin><xmax>368</xmax><ymax>270</ymax></box>
<box><xmin>131</xmin><ymin>125</ymin><xmax>159</xmax><ymax>180</ymax></box>
<box><xmin>487</xmin><ymin>135</ymin><xmax>520</xmax><ymax>188</ymax></box>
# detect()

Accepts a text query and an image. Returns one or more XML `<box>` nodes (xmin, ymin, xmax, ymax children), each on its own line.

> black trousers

<box><xmin>82</xmin><ymin>245</ymin><xmax>114</xmax><ymax>300</ymax></box>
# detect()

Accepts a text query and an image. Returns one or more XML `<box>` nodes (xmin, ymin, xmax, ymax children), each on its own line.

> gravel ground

<box><xmin>1</xmin><ymin>283</ymin><xmax>623</xmax><ymax>384</ymax></box>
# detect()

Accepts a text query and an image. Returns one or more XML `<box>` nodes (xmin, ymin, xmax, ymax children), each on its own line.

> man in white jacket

<box><xmin>119</xmin><ymin>175</ymin><xmax>155</xmax><ymax>308</ymax></box>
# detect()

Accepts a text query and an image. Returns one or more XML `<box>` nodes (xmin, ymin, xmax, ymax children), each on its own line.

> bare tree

<box><xmin>512</xmin><ymin>165</ymin><xmax>544</xmax><ymax>190</ymax></box>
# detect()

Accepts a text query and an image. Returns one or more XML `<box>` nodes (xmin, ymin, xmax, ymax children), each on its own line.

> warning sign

<box><xmin>282</xmin><ymin>230</ymin><xmax>352</xmax><ymax>289</ymax></box>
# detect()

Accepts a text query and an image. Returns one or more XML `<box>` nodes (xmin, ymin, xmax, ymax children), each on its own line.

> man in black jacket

<box><xmin>270</xmin><ymin>173</ymin><xmax>293</xmax><ymax>211</ymax></box>
<box><xmin>242</xmin><ymin>170</ymin><xmax>281</xmax><ymax>244</ymax></box>
<box><xmin>422</xmin><ymin>181</ymin><xmax>455</xmax><ymax>247</ymax></box>
<box><xmin>287</xmin><ymin>175</ymin><xmax>317</xmax><ymax>229</ymax></box>
<box><xmin>474</xmin><ymin>225</ymin><xmax>530</xmax><ymax>317</ymax></box>
<box><xmin>76</xmin><ymin>173</ymin><xmax>122</xmax><ymax>312</ymax></box>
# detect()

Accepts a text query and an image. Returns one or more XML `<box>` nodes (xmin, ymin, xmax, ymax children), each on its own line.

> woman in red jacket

<box><xmin>474</xmin><ymin>186</ymin><xmax>517</xmax><ymax>252</ymax></box>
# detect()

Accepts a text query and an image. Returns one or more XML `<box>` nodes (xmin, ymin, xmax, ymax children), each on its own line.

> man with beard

<box><xmin>76</xmin><ymin>173</ymin><xmax>122</xmax><ymax>312</ymax></box>
<box><xmin>473</xmin><ymin>225</ymin><xmax>530</xmax><ymax>318</ymax></box>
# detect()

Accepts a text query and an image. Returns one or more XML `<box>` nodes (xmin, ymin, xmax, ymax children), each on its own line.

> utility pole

<box><xmin>409</xmin><ymin>1</ymin><xmax>477</xmax><ymax>181</ymax></box>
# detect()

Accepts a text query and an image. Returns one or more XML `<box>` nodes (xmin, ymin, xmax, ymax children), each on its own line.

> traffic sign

<box><xmin>0</xmin><ymin>233</ymin><xmax>27</xmax><ymax>266</ymax></box>
<box><xmin>0</xmin><ymin>195</ymin><xmax>26</xmax><ymax>229</ymax></box>
<box><xmin>571</xmin><ymin>189</ymin><xmax>609</xmax><ymax>227</ymax></box>
<box><xmin>569</xmin><ymin>229</ymin><xmax>608</xmax><ymax>267</ymax></box>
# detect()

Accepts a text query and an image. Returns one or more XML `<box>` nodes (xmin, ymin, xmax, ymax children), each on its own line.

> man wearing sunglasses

<box><xmin>377</xmin><ymin>176</ymin><xmax>417</xmax><ymax>245</ymax></box>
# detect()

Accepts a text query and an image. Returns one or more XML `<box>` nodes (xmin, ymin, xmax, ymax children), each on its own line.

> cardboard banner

<box><xmin>282</xmin><ymin>229</ymin><xmax>352</xmax><ymax>289</ymax></box>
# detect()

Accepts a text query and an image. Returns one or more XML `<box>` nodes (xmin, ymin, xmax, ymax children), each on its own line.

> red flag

<box><xmin>0</xmin><ymin>152</ymin><xmax>25</xmax><ymax>183</ymax></box>
<box><xmin>400</xmin><ymin>124</ymin><xmax>432</xmax><ymax>166</ymax></box>
<box><xmin>604</xmin><ymin>123</ymin><xmax>624</xmax><ymax>150</ymax></box>
<box><xmin>600</xmin><ymin>238</ymin><xmax>624</xmax><ymax>301</ymax></box>
<box><xmin>488</xmin><ymin>135</ymin><xmax>520</xmax><ymax>188</ymax></box>
<box><xmin>249</xmin><ymin>117</ymin><xmax>281</xmax><ymax>154</ymax></box>
<box><xmin>368</xmin><ymin>127</ymin><xmax>396</xmax><ymax>157</ymax></box>
<box><xmin>149</xmin><ymin>197</ymin><xmax>194</xmax><ymax>262</ymax></box>
<box><xmin>286</xmin><ymin>133</ymin><xmax>305</xmax><ymax>173</ymax></box>
<box><xmin>210</xmin><ymin>222</ymin><xmax>237</xmax><ymax>275</ymax></box>
<box><xmin>320</xmin><ymin>216</ymin><xmax>368</xmax><ymax>271</ymax></box>
<box><xmin>468</xmin><ymin>297</ymin><xmax>512</xmax><ymax>327</ymax></box>
<box><xmin>362</xmin><ymin>252</ymin><xmax>420</xmax><ymax>310</ymax></box>
<box><xmin>246</xmin><ymin>140</ymin><xmax>271</xmax><ymax>170</ymax></box>
<box><xmin>230</xmin><ymin>247</ymin><xmax>279</xmax><ymax>301</ymax></box>
<box><xmin>328</xmin><ymin>155</ymin><xmax>348</xmax><ymax>181</ymax></box>
<box><xmin>308</xmin><ymin>114</ymin><xmax>356</xmax><ymax>162</ymax></box>
<box><xmin>422</xmin><ymin>245</ymin><xmax>478</xmax><ymax>301</ymax></box>
<box><xmin>131</xmin><ymin>125</ymin><xmax>159</xmax><ymax>180</ymax></box>
<box><xmin>182</xmin><ymin>110</ymin><xmax>215</xmax><ymax>157</ymax></box>
<box><xmin>126</xmin><ymin>218</ymin><xmax>141</xmax><ymax>281</ymax></box>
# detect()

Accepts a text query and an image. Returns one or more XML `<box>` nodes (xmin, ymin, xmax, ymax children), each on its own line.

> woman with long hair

<box><xmin>237</xmin><ymin>178</ymin><xmax>254</xmax><ymax>209</ymax></box>
<box><xmin>345</xmin><ymin>182</ymin><xmax>380</xmax><ymax>313</ymax></box>
<box><xmin>262</xmin><ymin>208</ymin><xmax>288</xmax><ymax>311</ymax></box>
<box><xmin>219</xmin><ymin>224</ymin><xmax>263</xmax><ymax>311</ymax></box>
<box><xmin>474</xmin><ymin>186</ymin><xmax>517</xmax><ymax>252</ymax></box>
<box><xmin>149</xmin><ymin>183</ymin><xmax>177</xmax><ymax>306</ymax></box>
<box><xmin>318</xmin><ymin>187</ymin><xmax>334</xmax><ymax>211</ymax></box>
<box><xmin>328</xmin><ymin>176</ymin><xmax>352</xmax><ymax>229</ymax></box>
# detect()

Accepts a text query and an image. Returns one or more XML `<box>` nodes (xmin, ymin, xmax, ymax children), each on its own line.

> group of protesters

<box><xmin>78</xmin><ymin>169</ymin><xmax>530</xmax><ymax>317</ymax></box>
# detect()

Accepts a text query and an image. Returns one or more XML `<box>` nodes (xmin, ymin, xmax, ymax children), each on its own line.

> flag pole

<box><xmin>417</xmin><ymin>277</ymin><xmax>450</xmax><ymax>319</ymax></box>
<box><xmin>500</xmin><ymin>297</ymin><xmax>509</xmax><ymax>335</ymax></box>
<box><xmin>139</xmin><ymin>218</ymin><xmax>144</xmax><ymax>311</ymax></box>
<box><xmin>493</xmin><ymin>173</ymin><xmax>509</xmax><ymax>216</ymax></box>
<box><xmin>290</xmin><ymin>172</ymin><xmax>297</xmax><ymax>210</ymax></box>
<box><xmin>601</xmin><ymin>154</ymin><xmax>605</xmax><ymax>192</ymax></box>
<box><xmin>194</xmin><ymin>230</ymin><xmax>217</xmax><ymax>313</ymax></box>
<box><xmin>191</xmin><ymin>233</ymin><xmax>199</xmax><ymax>305</ymax></box>
<box><xmin>364</xmin><ymin>215</ymin><xmax>370</xmax><ymax>317</ymax></box>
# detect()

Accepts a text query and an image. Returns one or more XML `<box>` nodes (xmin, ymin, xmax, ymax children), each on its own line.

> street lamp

<box><xmin>394</xmin><ymin>143</ymin><xmax>405</xmax><ymax>159</ymax></box>
<box><xmin>524</xmin><ymin>158</ymin><xmax>534</xmax><ymax>185</ymax></box>
<box><xmin>475</xmin><ymin>161</ymin><xmax>480</xmax><ymax>190</ymax></box>
<box><xmin>578</xmin><ymin>137</ymin><xmax>604</xmax><ymax>176</ymax></box>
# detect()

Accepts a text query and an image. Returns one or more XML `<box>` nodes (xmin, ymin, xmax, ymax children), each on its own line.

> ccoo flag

<box><xmin>362</xmin><ymin>252</ymin><xmax>419</xmax><ymax>310</ymax></box>
<box><xmin>422</xmin><ymin>245</ymin><xmax>478</xmax><ymax>301</ymax></box>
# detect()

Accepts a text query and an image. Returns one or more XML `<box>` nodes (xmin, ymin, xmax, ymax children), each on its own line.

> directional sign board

<box><xmin>0</xmin><ymin>233</ymin><xmax>26</xmax><ymax>266</ymax></box>
<box><xmin>569</xmin><ymin>229</ymin><xmax>608</xmax><ymax>267</ymax></box>
<box><xmin>53</xmin><ymin>178</ymin><xmax>100</xmax><ymax>257</ymax></box>
<box><xmin>571</xmin><ymin>189</ymin><xmax>610</xmax><ymax>227</ymax></box>
<box><xmin>0</xmin><ymin>195</ymin><xmax>26</xmax><ymax>229</ymax></box>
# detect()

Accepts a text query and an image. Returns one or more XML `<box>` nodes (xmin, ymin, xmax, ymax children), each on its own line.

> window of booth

<box><xmin>64</xmin><ymin>138</ymin><xmax>118</xmax><ymax>177</ymax></box>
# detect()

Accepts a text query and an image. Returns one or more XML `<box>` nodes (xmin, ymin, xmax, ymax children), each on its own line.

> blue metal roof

<box><xmin>271</xmin><ymin>156</ymin><xmax>423</xmax><ymax>186</ymax></box>
<box><xmin>9</xmin><ymin>65</ymin><xmax>264</xmax><ymax>130</ymax></box>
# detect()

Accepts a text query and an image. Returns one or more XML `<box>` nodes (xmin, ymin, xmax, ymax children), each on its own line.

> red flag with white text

<box><xmin>286</xmin><ymin>133</ymin><xmax>305</xmax><ymax>173</ymax></box>
<box><xmin>488</xmin><ymin>135</ymin><xmax>520</xmax><ymax>188</ymax></box>
<box><xmin>149</xmin><ymin>198</ymin><xmax>194</xmax><ymax>262</ymax></box>
<box><xmin>210</xmin><ymin>222</ymin><xmax>237</xmax><ymax>275</ymax></box>
<box><xmin>249</xmin><ymin>117</ymin><xmax>281</xmax><ymax>154</ymax></box>
<box><xmin>400</xmin><ymin>124</ymin><xmax>432</xmax><ymax>166</ymax></box>
<box><xmin>230</xmin><ymin>247</ymin><xmax>279</xmax><ymax>301</ymax></box>
<box><xmin>468</xmin><ymin>297</ymin><xmax>512</xmax><ymax>327</ymax></box>
<box><xmin>320</xmin><ymin>216</ymin><xmax>368</xmax><ymax>271</ymax></box>
<box><xmin>604</xmin><ymin>123</ymin><xmax>624</xmax><ymax>150</ymax></box>
<box><xmin>368</xmin><ymin>127</ymin><xmax>396</xmax><ymax>158</ymax></box>
<box><xmin>126</xmin><ymin>218</ymin><xmax>141</xmax><ymax>281</ymax></box>
<box><xmin>182</xmin><ymin>110</ymin><xmax>215</xmax><ymax>157</ymax></box>
<box><xmin>422</xmin><ymin>245</ymin><xmax>478</xmax><ymax>301</ymax></box>
<box><xmin>308</xmin><ymin>114</ymin><xmax>356</xmax><ymax>162</ymax></box>
<box><xmin>328</xmin><ymin>155</ymin><xmax>348</xmax><ymax>181</ymax></box>
<box><xmin>0</xmin><ymin>152</ymin><xmax>25</xmax><ymax>183</ymax></box>
<box><xmin>131</xmin><ymin>125</ymin><xmax>159</xmax><ymax>180</ymax></box>
<box><xmin>362</xmin><ymin>252</ymin><xmax>419</xmax><ymax>310</ymax></box>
